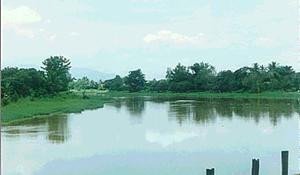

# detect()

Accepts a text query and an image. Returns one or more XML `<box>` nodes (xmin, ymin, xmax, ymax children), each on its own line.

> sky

<box><xmin>2</xmin><ymin>0</ymin><xmax>299</xmax><ymax>79</ymax></box>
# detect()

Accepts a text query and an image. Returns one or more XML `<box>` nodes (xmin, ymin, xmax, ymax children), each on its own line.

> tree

<box><xmin>216</xmin><ymin>70</ymin><xmax>236</xmax><ymax>92</ymax></box>
<box><xmin>166</xmin><ymin>63</ymin><xmax>193</xmax><ymax>92</ymax></box>
<box><xmin>42</xmin><ymin>56</ymin><xmax>72</xmax><ymax>93</ymax></box>
<box><xmin>1</xmin><ymin>67</ymin><xmax>47</xmax><ymax>104</ymax></box>
<box><xmin>147</xmin><ymin>79</ymin><xmax>169</xmax><ymax>92</ymax></box>
<box><xmin>293</xmin><ymin>73</ymin><xmax>300</xmax><ymax>91</ymax></box>
<box><xmin>103</xmin><ymin>75</ymin><xmax>125</xmax><ymax>91</ymax></box>
<box><xmin>242</xmin><ymin>63</ymin><xmax>267</xmax><ymax>93</ymax></box>
<box><xmin>69</xmin><ymin>77</ymin><xmax>99</xmax><ymax>90</ymax></box>
<box><xmin>189</xmin><ymin>62</ymin><xmax>216</xmax><ymax>91</ymax></box>
<box><xmin>233</xmin><ymin>67</ymin><xmax>251</xmax><ymax>91</ymax></box>
<box><xmin>124</xmin><ymin>69</ymin><xmax>146</xmax><ymax>92</ymax></box>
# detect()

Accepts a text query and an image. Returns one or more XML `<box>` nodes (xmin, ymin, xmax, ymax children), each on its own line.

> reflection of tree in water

<box><xmin>231</xmin><ymin>99</ymin><xmax>299</xmax><ymax>126</ymax></box>
<box><xmin>107</xmin><ymin>97</ymin><xmax>146</xmax><ymax>123</ymax></box>
<box><xmin>124</xmin><ymin>97</ymin><xmax>145</xmax><ymax>117</ymax></box>
<box><xmin>168</xmin><ymin>102</ymin><xmax>193</xmax><ymax>125</ymax></box>
<box><xmin>46</xmin><ymin>115</ymin><xmax>70</xmax><ymax>144</ymax></box>
<box><xmin>168</xmin><ymin>98</ymin><xmax>299</xmax><ymax>126</ymax></box>
<box><xmin>169</xmin><ymin>100</ymin><xmax>217</xmax><ymax>125</ymax></box>
<box><xmin>106</xmin><ymin>98</ymin><xmax>123</xmax><ymax>111</ymax></box>
<box><xmin>2</xmin><ymin>114</ymin><xmax>70</xmax><ymax>144</ymax></box>
<box><xmin>191</xmin><ymin>101</ymin><xmax>217</xmax><ymax>124</ymax></box>
<box><xmin>107</xmin><ymin>97</ymin><xmax>146</xmax><ymax>117</ymax></box>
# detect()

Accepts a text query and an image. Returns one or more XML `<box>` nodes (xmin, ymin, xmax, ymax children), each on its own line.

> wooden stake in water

<box><xmin>206</xmin><ymin>168</ymin><xmax>215</xmax><ymax>175</ymax></box>
<box><xmin>252</xmin><ymin>159</ymin><xmax>259</xmax><ymax>175</ymax></box>
<box><xmin>281</xmin><ymin>151</ymin><xmax>288</xmax><ymax>175</ymax></box>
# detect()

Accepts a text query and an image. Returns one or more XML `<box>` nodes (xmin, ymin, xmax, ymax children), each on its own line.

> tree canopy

<box><xmin>124</xmin><ymin>69</ymin><xmax>146</xmax><ymax>92</ymax></box>
<box><xmin>2</xmin><ymin>57</ymin><xmax>300</xmax><ymax>106</ymax></box>
<box><xmin>42</xmin><ymin>56</ymin><xmax>72</xmax><ymax>93</ymax></box>
<box><xmin>1</xmin><ymin>56</ymin><xmax>72</xmax><ymax>105</ymax></box>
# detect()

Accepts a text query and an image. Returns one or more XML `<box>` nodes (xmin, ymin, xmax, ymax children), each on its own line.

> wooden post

<box><xmin>281</xmin><ymin>151</ymin><xmax>288</xmax><ymax>175</ymax></box>
<box><xmin>252</xmin><ymin>159</ymin><xmax>259</xmax><ymax>175</ymax></box>
<box><xmin>206</xmin><ymin>168</ymin><xmax>215</xmax><ymax>175</ymax></box>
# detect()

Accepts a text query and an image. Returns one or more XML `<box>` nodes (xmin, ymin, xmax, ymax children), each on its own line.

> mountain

<box><xmin>70</xmin><ymin>67</ymin><xmax>115</xmax><ymax>81</ymax></box>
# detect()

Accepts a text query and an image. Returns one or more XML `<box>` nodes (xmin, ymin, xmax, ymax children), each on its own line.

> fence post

<box><xmin>252</xmin><ymin>159</ymin><xmax>259</xmax><ymax>175</ymax></box>
<box><xmin>206</xmin><ymin>168</ymin><xmax>215</xmax><ymax>175</ymax></box>
<box><xmin>281</xmin><ymin>151</ymin><xmax>288</xmax><ymax>175</ymax></box>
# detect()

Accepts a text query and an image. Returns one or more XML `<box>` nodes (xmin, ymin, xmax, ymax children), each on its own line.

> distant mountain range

<box><xmin>70</xmin><ymin>67</ymin><xmax>115</xmax><ymax>81</ymax></box>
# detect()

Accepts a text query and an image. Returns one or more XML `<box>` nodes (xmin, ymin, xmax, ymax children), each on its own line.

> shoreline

<box><xmin>2</xmin><ymin>91</ymin><xmax>300</xmax><ymax>125</ymax></box>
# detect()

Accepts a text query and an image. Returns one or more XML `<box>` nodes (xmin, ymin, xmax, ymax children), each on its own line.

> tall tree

<box><xmin>166</xmin><ymin>63</ymin><xmax>193</xmax><ymax>92</ymax></box>
<box><xmin>190</xmin><ymin>62</ymin><xmax>216</xmax><ymax>91</ymax></box>
<box><xmin>124</xmin><ymin>69</ymin><xmax>146</xmax><ymax>92</ymax></box>
<box><xmin>42</xmin><ymin>56</ymin><xmax>72</xmax><ymax>93</ymax></box>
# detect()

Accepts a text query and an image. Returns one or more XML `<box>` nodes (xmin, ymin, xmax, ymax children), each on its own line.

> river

<box><xmin>1</xmin><ymin>97</ymin><xmax>299</xmax><ymax>175</ymax></box>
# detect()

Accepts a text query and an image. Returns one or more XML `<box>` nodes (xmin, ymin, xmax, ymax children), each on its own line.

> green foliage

<box><xmin>166</xmin><ymin>63</ymin><xmax>193</xmax><ymax>92</ymax></box>
<box><xmin>190</xmin><ymin>62</ymin><xmax>216</xmax><ymax>91</ymax></box>
<box><xmin>1</xmin><ymin>67</ymin><xmax>47</xmax><ymax>105</ymax></box>
<box><xmin>1</xmin><ymin>56</ymin><xmax>72</xmax><ymax>105</ymax></box>
<box><xmin>98</xmin><ymin>61</ymin><xmax>300</xmax><ymax>94</ymax></box>
<box><xmin>124</xmin><ymin>69</ymin><xmax>146</xmax><ymax>92</ymax></box>
<box><xmin>1</xmin><ymin>92</ymin><xmax>110</xmax><ymax>123</ymax></box>
<box><xmin>2</xmin><ymin>57</ymin><xmax>300</xmax><ymax>109</ymax></box>
<box><xmin>103</xmin><ymin>75</ymin><xmax>125</xmax><ymax>91</ymax></box>
<box><xmin>216</xmin><ymin>70</ymin><xmax>236</xmax><ymax>92</ymax></box>
<box><xmin>147</xmin><ymin>79</ymin><xmax>169</xmax><ymax>92</ymax></box>
<box><xmin>164</xmin><ymin>61</ymin><xmax>299</xmax><ymax>93</ymax></box>
<box><xmin>69</xmin><ymin>76</ymin><xmax>100</xmax><ymax>90</ymax></box>
<box><xmin>42</xmin><ymin>56</ymin><xmax>72</xmax><ymax>93</ymax></box>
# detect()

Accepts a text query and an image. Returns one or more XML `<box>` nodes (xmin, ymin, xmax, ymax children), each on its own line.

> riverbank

<box><xmin>108</xmin><ymin>91</ymin><xmax>300</xmax><ymax>100</ymax></box>
<box><xmin>1</xmin><ymin>92</ymin><xmax>112</xmax><ymax>125</ymax></box>
<box><xmin>1</xmin><ymin>91</ymin><xmax>299</xmax><ymax>124</ymax></box>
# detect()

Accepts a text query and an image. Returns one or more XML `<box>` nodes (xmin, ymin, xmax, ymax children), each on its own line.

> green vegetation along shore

<box><xmin>2</xmin><ymin>91</ymin><xmax>300</xmax><ymax>125</ymax></box>
<box><xmin>1</xmin><ymin>92</ymin><xmax>111</xmax><ymax>125</ymax></box>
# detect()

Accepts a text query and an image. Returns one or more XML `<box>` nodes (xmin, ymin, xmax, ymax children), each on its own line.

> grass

<box><xmin>107</xmin><ymin>91</ymin><xmax>300</xmax><ymax>99</ymax></box>
<box><xmin>1</xmin><ymin>92</ymin><xmax>112</xmax><ymax>124</ymax></box>
<box><xmin>2</xmin><ymin>90</ymin><xmax>300</xmax><ymax>124</ymax></box>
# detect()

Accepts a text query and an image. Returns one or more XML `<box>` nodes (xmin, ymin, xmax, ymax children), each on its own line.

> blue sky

<box><xmin>2</xmin><ymin>0</ymin><xmax>299</xmax><ymax>79</ymax></box>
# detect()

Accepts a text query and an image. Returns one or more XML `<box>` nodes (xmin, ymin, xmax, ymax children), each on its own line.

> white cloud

<box><xmin>48</xmin><ymin>34</ymin><xmax>57</xmax><ymax>41</ymax></box>
<box><xmin>2</xmin><ymin>6</ymin><xmax>42</xmax><ymax>38</ymax></box>
<box><xmin>69</xmin><ymin>32</ymin><xmax>79</xmax><ymax>37</ymax></box>
<box><xmin>145</xmin><ymin>130</ymin><xmax>200</xmax><ymax>147</ymax></box>
<box><xmin>2</xmin><ymin>6</ymin><xmax>42</xmax><ymax>25</ymax></box>
<box><xmin>144</xmin><ymin>30</ymin><xmax>203</xmax><ymax>44</ymax></box>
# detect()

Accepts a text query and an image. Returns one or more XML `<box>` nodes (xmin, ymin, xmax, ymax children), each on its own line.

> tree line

<box><xmin>99</xmin><ymin>62</ymin><xmax>300</xmax><ymax>93</ymax></box>
<box><xmin>1</xmin><ymin>56</ymin><xmax>72</xmax><ymax>105</ymax></box>
<box><xmin>2</xmin><ymin>56</ymin><xmax>300</xmax><ymax>105</ymax></box>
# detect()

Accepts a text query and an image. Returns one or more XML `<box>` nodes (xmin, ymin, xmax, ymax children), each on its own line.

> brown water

<box><xmin>1</xmin><ymin>97</ymin><xmax>299</xmax><ymax>175</ymax></box>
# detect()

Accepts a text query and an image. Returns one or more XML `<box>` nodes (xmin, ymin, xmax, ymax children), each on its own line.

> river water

<box><xmin>1</xmin><ymin>97</ymin><xmax>299</xmax><ymax>175</ymax></box>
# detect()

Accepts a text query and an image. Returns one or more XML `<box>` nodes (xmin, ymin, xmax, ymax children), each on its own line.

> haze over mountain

<box><xmin>70</xmin><ymin>67</ymin><xmax>115</xmax><ymax>81</ymax></box>
<box><xmin>16</xmin><ymin>64</ymin><xmax>115</xmax><ymax>81</ymax></box>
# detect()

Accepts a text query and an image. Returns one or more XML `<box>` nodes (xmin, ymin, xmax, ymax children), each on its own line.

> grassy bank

<box><xmin>2</xmin><ymin>90</ymin><xmax>300</xmax><ymax>124</ymax></box>
<box><xmin>1</xmin><ymin>93</ymin><xmax>112</xmax><ymax>124</ymax></box>
<box><xmin>107</xmin><ymin>91</ymin><xmax>300</xmax><ymax>100</ymax></box>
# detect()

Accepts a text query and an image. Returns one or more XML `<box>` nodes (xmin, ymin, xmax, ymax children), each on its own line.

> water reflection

<box><xmin>167</xmin><ymin>98</ymin><xmax>299</xmax><ymax>126</ymax></box>
<box><xmin>108</xmin><ymin>97</ymin><xmax>299</xmax><ymax>126</ymax></box>
<box><xmin>108</xmin><ymin>97</ymin><xmax>146</xmax><ymax>116</ymax></box>
<box><xmin>2</xmin><ymin>97</ymin><xmax>299</xmax><ymax>175</ymax></box>
<box><xmin>2</xmin><ymin>114</ymin><xmax>70</xmax><ymax>144</ymax></box>
<box><xmin>2</xmin><ymin>97</ymin><xmax>299</xmax><ymax>143</ymax></box>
